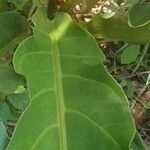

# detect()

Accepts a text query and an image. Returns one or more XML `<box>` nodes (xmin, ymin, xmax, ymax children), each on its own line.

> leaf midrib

<box><xmin>52</xmin><ymin>25</ymin><xmax>67</xmax><ymax>150</ymax></box>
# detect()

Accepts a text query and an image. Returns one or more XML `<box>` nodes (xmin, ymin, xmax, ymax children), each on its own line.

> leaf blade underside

<box><xmin>7</xmin><ymin>8</ymin><xmax>135</xmax><ymax>150</ymax></box>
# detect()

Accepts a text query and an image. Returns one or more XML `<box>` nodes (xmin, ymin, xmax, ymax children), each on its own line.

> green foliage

<box><xmin>0</xmin><ymin>0</ymin><xmax>8</xmax><ymax>13</ymax></box>
<box><xmin>131</xmin><ymin>132</ymin><xmax>147</xmax><ymax>150</ymax></box>
<box><xmin>0</xmin><ymin>119</ymin><xmax>7</xmax><ymax>150</ymax></box>
<box><xmin>0</xmin><ymin>0</ymin><xmax>149</xmax><ymax>149</ymax></box>
<box><xmin>125</xmin><ymin>83</ymin><xmax>135</xmax><ymax>99</ymax></box>
<box><xmin>128</xmin><ymin>2</ymin><xmax>150</xmax><ymax>27</ymax></box>
<box><xmin>7</xmin><ymin>8</ymin><xmax>135</xmax><ymax>149</ymax></box>
<box><xmin>120</xmin><ymin>80</ymin><xmax>135</xmax><ymax>99</ymax></box>
<box><xmin>8</xmin><ymin>0</ymin><xmax>30</xmax><ymax>8</ymax></box>
<box><xmin>125</xmin><ymin>0</ymin><xmax>139</xmax><ymax>5</ymax></box>
<box><xmin>121</xmin><ymin>44</ymin><xmax>140</xmax><ymax>64</ymax></box>
<box><xmin>8</xmin><ymin>0</ymin><xmax>49</xmax><ymax>8</ymax></box>
<box><xmin>0</xmin><ymin>102</ymin><xmax>10</xmax><ymax>124</ymax></box>
<box><xmin>0</xmin><ymin>62</ymin><xmax>24</xmax><ymax>94</ymax></box>
<box><xmin>144</xmin><ymin>102</ymin><xmax>150</xmax><ymax>110</ymax></box>
<box><xmin>85</xmin><ymin>14</ymin><xmax>150</xmax><ymax>43</ymax></box>
<box><xmin>7</xmin><ymin>91</ymin><xmax>29</xmax><ymax>110</ymax></box>
<box><xmin>0</xmin><ymin>11</ymin><xmax>28</xmax><ymax>56</ymax></box>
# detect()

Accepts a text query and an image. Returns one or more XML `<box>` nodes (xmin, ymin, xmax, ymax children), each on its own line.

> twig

<box><xmin>119</xmin><ymin>71</ymin><xmax>150</xmax><ymax>79</ymax></box>
<box><xmin>7</xmin><ymin>121</ymin><xmax>16</xmax><ymax>127</ymax></box>
<box><xmin>136</xmin><ymin>73</ymin><xmax>150</xmax><ymax>101</ymax></box>
<box><xmin>132</xmin><ymin>44</ymin><xmax>149</xmax><ymax>75</ymax></box>
<box><xmin>27</xmin><ymin>5</ymin><xmax>37</xmax><ymax>20</ymax></box>
<box><xmin>116</xmin><ymin>43</ymin><xmax>129</xmax><ymax>53</ymax></box>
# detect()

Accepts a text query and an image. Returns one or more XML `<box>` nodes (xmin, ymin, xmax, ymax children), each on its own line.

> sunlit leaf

<box><xmin>7</xmin><ymin>8</ymin><xmax>135</xmax><ymax>149</ymax></box>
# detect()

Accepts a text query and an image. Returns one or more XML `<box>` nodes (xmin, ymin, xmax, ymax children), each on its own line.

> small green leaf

<box><xmin>0</xmin><ymin>119</ymin><xmax>8</xmax><ymax>150</ymax></box>
<box><xmin>131</xmin><ymin>132</ymin><xmax>146</xmax><ymax>150</ymax></box>
<box><xmin>14</xmin><ymin>86</ymin><xmax>26</xmax><ymax>94</ymax></box>
<box><xmin>121</xmin><ymin>44</ymin><xmax>140</xmax><ymax>64</ymax></box>
<box><xmin>0</xmin><ymin>102</ymin><xmax>10</xmax><ymax>124</ymax></box>
<box><xmin>126</xmin><ymin>82</ymin><xmax>135</xmax><ymax>99</ymax></box>
<box><xmin>0</xmin><ymin>11</ymin><xmax>28</xmax><ymax>56</ymax></box>
<box><xmin>6</xmin><ymin>101</ymin><xmax>21</xmax><ymax>121</ymax></box>
<box><xmin>120</xmin><ymin>79</ymin><xmax>128</xmax><ymax>87</ymax></box>
<box><xmin>0</xmin><ymin>62</ymin><xmax>24</xmax><ymax>94</ymax></box>
<box><xmin>7</xmin><ymin>91</ymin><xmax>29</xmax><ymax>110</ymax></box>
<box><xmin>144</xmin><ymin>102</ymin><xmax>150</xmax><ymax>110</ymax></box>
<box><xmin>128</xmin><ymin>2</ymin><xmax>150</xmax><ymax>27</ymax></box>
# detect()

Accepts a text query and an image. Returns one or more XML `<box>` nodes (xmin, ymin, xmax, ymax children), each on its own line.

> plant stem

<box><xmin>135</xmin><ymin>73</ymin><xmax>150</xmax><ymax>101</ymax></box>
<box><xmin>27</xmin><ymin>5</ymin><xmax>37</xmax><ymax>20</ymax></box>
<box><xmin>116</xmin><ymin>43</ymin><xmax>129</xmax><ymax>53</ymax></box>
<box><xmin>132</xmin><ymin>44</ymin><xmax>149</xmax><ymax>75</ymax></box>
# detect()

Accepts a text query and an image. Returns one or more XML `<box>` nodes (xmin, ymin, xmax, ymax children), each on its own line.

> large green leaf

<box><xmin>7</xmin><ymin>8</ymin><xmax>135</xmax><ymax>149</ymax></box>
<box><xmin>85</xmin><ymin>14</ymin><xmax>150</xmax><ymax>43</ymax></box>
<box><xmin>0</xmin><ymin>11</ymin><xmax>28</xmax><ymax>56</ymax></box>
<box><xmin>128</xmin><ymin>2</ymin><xmax>150</xmax><ymax>27</ymax></box>
<box><xmin>0</xmin><ymin>119</ymin><xmax>7</xmax><ymax>150</ymax></box>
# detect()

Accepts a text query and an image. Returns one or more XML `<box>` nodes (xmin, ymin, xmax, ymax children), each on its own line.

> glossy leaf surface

<box><xmin>7</xmin><ymin>8</ymin><xmax>135</xmax><ymax>150</ymax></box>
